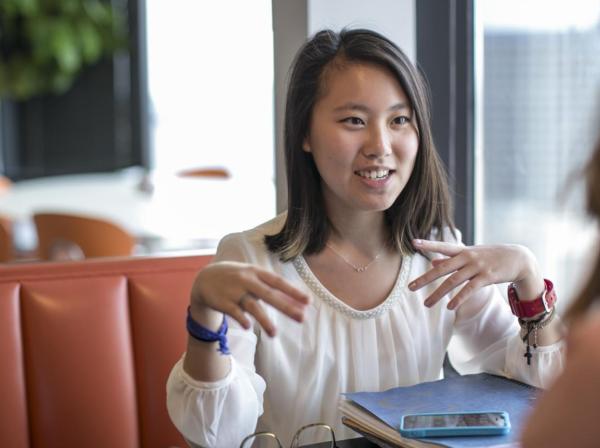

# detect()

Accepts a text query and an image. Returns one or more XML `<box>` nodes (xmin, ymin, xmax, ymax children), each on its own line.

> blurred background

<box><xmin>0</xmin><ymin>0</ymin><xmax>599</xmax><ymax>313</ymax></box>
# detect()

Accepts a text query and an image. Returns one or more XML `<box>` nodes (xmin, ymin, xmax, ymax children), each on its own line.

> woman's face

<box><xmin>304</xmin><ymin>62</ymin><xmax>419</xmax><ymax>215</ymax></box>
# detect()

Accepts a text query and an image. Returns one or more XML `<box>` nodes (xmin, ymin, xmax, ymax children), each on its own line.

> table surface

<box><xmin>304</xmin><ymin>437</ymin><xmax>378</xmax><ymax>447</ymax></box>
<box><xmin>0</xmin><ymin>168</ymin><xmax>276</xmax><ymax>253</ymax></box>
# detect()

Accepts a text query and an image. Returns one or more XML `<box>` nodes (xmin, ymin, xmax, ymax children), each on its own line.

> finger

<box><xmin>222</xmin><ymin>301</ymin><xmax>252</xmax><ymax>330</ymax></box>
<box><xmin>409</xmin><ymin>255</ymin><xmax>468</xmax><ymax>291</ymax></box>
<box><xmin>246</xmin><ymin>280</ymin><xmax>307</xmax><ymax>323</ymax></box>
<box><xmin>447</xmin><ymin>277</ymin><xmax>486</xmax><ymax>310</ymax></box>
<box><xmin>413</xmin><ymin>239</ymin><xmax>464</xmax><ymax>257</ymax></box>
<box><xmin>423</xmin><ymin>265</ymin><xmax>479</xmax><ymax>307</ymax></box>
<box><xmin>256</xmin><ymin>269</ymin><xmax>311</xmax><ymax>305</ymax></box>
<box><xmin>431</xmin><ymin>258</ymin><xmax>448</xmax><ymax>267</ymax></box>
<box><xmin>239</xmin><ymin>298</ymin><xmax>278</xmax><ymax>337</ymax></box>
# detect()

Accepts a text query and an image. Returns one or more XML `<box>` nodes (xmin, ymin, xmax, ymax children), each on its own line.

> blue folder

<box><xmin>344</xmin><ymin>373</ymin><xmax>539</xmax><ymax>447</ymax></box>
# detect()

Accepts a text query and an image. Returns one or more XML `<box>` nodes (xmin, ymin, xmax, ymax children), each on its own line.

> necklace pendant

<box><xmin>325</xmin><ymin>242</ymin><xmax>382</xmax><ymax>274</ymax></box>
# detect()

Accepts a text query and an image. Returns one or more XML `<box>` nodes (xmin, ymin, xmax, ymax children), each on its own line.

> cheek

<box><xmin>311</xmin><ymin>135</ymin><xmax>354</xmax><ymax>167</ymax></box>
<box><xmin>407</xmin><ymin>144</ymin><xmax>419</xmax><ymax>166</ymax></box>
<box><xmin>395</xmin><ymin>135</ymin><xmax>419</xmax><ymax>166</ymax></box>
<box><xmin>310</xmin><ymin>150</ymin><xmax>339</xmax><ymax>185</ymax></box>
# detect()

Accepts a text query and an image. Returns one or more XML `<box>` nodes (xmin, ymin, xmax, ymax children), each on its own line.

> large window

<box><xmin>143</xmin><ymin>0</ymin><xmax>276</xmax><ymax>246</ymax></box>
<box><xmin>476</xmin><ymin>0</ymin><xmax>600</xmax><ymax>308</ymax></box>
<box><xmin>146</xmin><ymin>0</ymin><xmax>274</xmax><ymax>179</ymax></box>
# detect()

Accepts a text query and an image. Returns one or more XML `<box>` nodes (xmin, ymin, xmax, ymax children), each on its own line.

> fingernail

<box><xmin>408</xmin><ymin>281</ymin><xmax>417</xmax><ymax>290</ymax></box>
<box><xmin>447</xmin><ymin>302</ymin><xmax>456</xmax><ymax>310</ymax></box>
<box><xmin>424</xmin><ymin>298</ymin><xmax>432</xmax><ymax>307</ymax></box>
<box><xmin>413</xmin><ymin>239</ymin><xmax>422</xmax><ymax>245</ymax></box>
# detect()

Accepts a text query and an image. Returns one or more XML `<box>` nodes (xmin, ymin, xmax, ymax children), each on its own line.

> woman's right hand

<box><xmin>190</xmin><ymin>261</ymin><xmax>311</xmax><ymax>337</ymax></box>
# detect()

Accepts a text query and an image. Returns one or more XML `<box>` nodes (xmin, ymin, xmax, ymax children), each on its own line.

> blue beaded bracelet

<box><xmin>186</xmin><ymin>307</ymin><xmax>230</xmax><ymax>355</ymax></box>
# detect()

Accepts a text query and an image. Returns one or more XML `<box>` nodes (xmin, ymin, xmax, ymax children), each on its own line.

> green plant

<box><xmin>0</xmin><ymin>0</ymin><xmax>126</xmax><ymax>99</ymax></box>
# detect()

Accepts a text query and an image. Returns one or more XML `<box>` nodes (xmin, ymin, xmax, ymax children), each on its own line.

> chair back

<box><xmin>176</xmin><ymin>167</ymin><xmax>230</xmax><ymax>178</ymax></box>
<box><xmin>0</xmin><ymin>175</ymin><xmax>12</xmax><ymax>195</ymax></box>
<box><xmin>0</xmin><ymin>253</ymin><xmax>212</xmax><ymax>448</ymax></box>
<box><xmin>34</xmin><ymin>213</ymin><xmax>136</xmax><ymax>260</ymax></box>
<box><xmin>0</xmin><ymin>216</ymin><xmax>13</xmax><ymax>262</ymax></box>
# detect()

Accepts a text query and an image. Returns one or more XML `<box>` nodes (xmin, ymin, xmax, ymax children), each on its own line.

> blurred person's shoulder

<box><xmin>567</xmin><ymin>306</ymin><xmax>600</xmax><ymax>366</ymax></box>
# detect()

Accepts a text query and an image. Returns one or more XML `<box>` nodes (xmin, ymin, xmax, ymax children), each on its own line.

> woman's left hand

<box><xmin>408</xmin><ymin>239</ymin><xmax>545</xmax><ymax>310</ymax></box>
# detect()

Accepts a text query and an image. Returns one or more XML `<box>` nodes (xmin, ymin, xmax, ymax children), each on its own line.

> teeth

<box><xmin>357</xmin><ymin>169</ymin><xmax>389</xmax><ymax>179</ymax></box>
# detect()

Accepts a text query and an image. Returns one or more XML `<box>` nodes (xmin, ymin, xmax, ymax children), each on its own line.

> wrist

<box><xmin>509</xmin><ymin>278</ymin><xmax>557</xmax><ymax>319</ymax></box>
<box><xmin>186</xmin><ymin>306</ymin><xmax>230</xmax><ymax>355</ymax></box>
<box><xmin>512</xmin><ymin>246</ymin><xmax>544</xmax><ymax>302</ymax></box>
<box><xmin>512</xmin><ymin>277</ymin><xmax>545</xmax><ymax>302</ymax></box>
<box><xmin>189</xmin><ymin>303</ymin><xmax>224</xmax><ymax>332</ymax></box>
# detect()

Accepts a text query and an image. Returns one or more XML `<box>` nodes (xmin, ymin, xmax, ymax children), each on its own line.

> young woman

<box><xmin>167</xmin><ymin>29</ymin><xmax>564</xmax><ymax>447</ymax></box>
<box><xmin>522</xmin><ymin>138</ymin><xmax>600</xmax><ymax>448</ymax></box>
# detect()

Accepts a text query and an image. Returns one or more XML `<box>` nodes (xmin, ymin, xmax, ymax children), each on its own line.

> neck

<box><xmin>326</xmin><ymin>206</ymin><xmax>388</xmax><ymax>254</ymax></box>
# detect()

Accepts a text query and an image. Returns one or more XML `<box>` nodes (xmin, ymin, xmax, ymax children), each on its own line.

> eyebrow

<box><xmin>333</xmin><ymin>102</ymin><xmax>410</xmax><ymax>113</ymax></box>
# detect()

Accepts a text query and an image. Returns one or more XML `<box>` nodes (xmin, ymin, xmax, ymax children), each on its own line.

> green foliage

<box><xmin>0</xmin><ymin>0</ymin><xmax>126</xmax><ymax>99</ymax></box>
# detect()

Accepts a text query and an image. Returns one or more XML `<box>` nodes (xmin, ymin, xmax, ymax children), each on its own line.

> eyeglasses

<box><xmin>239</xmin><ymin>422</ymin><xmax>337</xmax><ymax>448</ymax></box>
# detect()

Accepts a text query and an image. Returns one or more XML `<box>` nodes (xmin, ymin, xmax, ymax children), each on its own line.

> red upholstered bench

<box><xmin>0</xmin><ymin>254</ymin><xmax>212</xmax><ymax>448</ymax></box>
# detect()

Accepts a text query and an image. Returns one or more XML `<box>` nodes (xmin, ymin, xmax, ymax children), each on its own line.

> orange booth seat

<box><xmin>0</xmin><ymin>253</ymin><xmax>213</xmax><ymax>448</ymax></box>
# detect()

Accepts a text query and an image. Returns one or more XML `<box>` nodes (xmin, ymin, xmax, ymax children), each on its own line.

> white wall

<box><xmin>308</xmin><ymin>0</ymin><xmax>415</xmax><ymax>62</ymax></box>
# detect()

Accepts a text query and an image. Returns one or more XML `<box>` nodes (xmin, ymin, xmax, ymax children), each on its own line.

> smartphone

<box><xmin>398</xmin><ymin>411</ymin><xmax>511</xmax><ymax>438</ymax></box>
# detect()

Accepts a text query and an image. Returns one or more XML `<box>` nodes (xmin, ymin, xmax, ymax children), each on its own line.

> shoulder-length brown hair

<box><xmin>265</xmin><ymin>28</ymin><xmax>455</xmax><ymax>261</ymax></box>
<box><xmin>566</xmin><ymin>137</ymin><xmax>600</xmax><ymax>321</ymax></box>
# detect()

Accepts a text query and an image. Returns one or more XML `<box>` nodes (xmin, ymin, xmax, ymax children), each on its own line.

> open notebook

<box><xmin>339</xmin><ymin>373</ymin><xmax>538</xmax><ymax>448</ymax></box>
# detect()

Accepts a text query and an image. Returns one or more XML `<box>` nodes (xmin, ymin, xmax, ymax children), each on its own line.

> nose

<box><xmin>361</xmin><ymin>124</ymin><xmax>392</xmax><ymax>159</ymax></box>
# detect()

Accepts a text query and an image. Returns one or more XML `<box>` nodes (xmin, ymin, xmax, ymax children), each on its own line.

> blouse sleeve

<box><xmin>450</xmin><ymin>283</ymin><xmax>565</xmax><ymax>388</ymax></box>
<box><xmin>166</xmin><ymin>233</ymin><xmax>266</xmax><ymax>447</ymax></box>
<box><xmin>440</xmin><ymin>229</ymin><xmax>566</xmax><ymax>388</ymax></box>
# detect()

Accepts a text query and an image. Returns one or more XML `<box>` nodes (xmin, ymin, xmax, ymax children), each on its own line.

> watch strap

<box><xmin>508</xmin><ymin>278</ymin><xmax>556</xmax><ymax>318</ymax></box>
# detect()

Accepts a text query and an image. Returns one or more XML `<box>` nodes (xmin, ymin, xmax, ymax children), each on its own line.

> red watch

<box><xmin>508</xmin><ymin>278</ymin><xmax>556</xmax><ymax>319</ymax></box>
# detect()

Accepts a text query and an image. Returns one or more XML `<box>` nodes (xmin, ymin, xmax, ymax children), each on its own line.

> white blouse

<box><xmin>166</xmin><ymin>215</ymin><xmax>565</xmax><ymax>448</ymax></box>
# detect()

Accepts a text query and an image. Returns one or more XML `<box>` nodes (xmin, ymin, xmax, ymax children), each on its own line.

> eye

<box><xmin>341</xmin><ymin>116</ymin><xmax>365</xmax><ymax>126</ymax></box>
<box><xmin>392</xmin><ymin>115</ymin><xmax>410</xmax><ymax>126</ymax></box>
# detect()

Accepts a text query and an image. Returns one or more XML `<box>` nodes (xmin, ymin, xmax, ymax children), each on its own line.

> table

<box><xmin>304</xmin><ymin>438</ymin><xmax>378</xmax><ymax>447</ymax></box>
<box><xmin>0</xmin><ymin>168</ymin><xmax>276</xmax><ymax>254</ymax></box>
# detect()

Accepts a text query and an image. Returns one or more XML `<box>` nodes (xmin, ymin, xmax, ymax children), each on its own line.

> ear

<box><xmin>302</xmin><ymin>137</ymin><xmax>311</xmax><ymax>153</ymax></box>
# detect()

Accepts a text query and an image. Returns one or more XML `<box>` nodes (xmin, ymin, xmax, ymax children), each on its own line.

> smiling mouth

<box><xmin>355</xmin><ymin>169</ymin><xmax>394</xmax><ymax>180</ymax></box>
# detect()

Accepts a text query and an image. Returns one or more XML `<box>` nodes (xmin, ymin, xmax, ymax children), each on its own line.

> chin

<box><xmin>356</xmin><ymin>198</ymin><xmax>397</xmax><ymax>212</ymax></box>
<box><xmin>366</xmin><ymin>192</ymin><xmax>402</xmax><ymax>211</ymax></box>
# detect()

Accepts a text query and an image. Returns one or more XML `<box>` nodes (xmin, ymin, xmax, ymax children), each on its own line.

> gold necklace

<box><xmin>325</xmin><ymin>243</ymin><xmax>383</xmax><ymax>273</ymax></box>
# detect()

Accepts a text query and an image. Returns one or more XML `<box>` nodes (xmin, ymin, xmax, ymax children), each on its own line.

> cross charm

<box><xmin>522</xmin><ymin>323</ymin><xmax>534</xmax><ymax>366</ymax></box>
<box><xmin>524</xmin><ymin>343</ymin><xmax>533</xmax><ymax>365</ymax></box>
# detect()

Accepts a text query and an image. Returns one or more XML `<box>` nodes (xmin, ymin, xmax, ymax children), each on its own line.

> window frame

<box><xmin>416</xmin><ymin>0</ymin><xmax>476</xmax><ymax>244</ymax></box>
